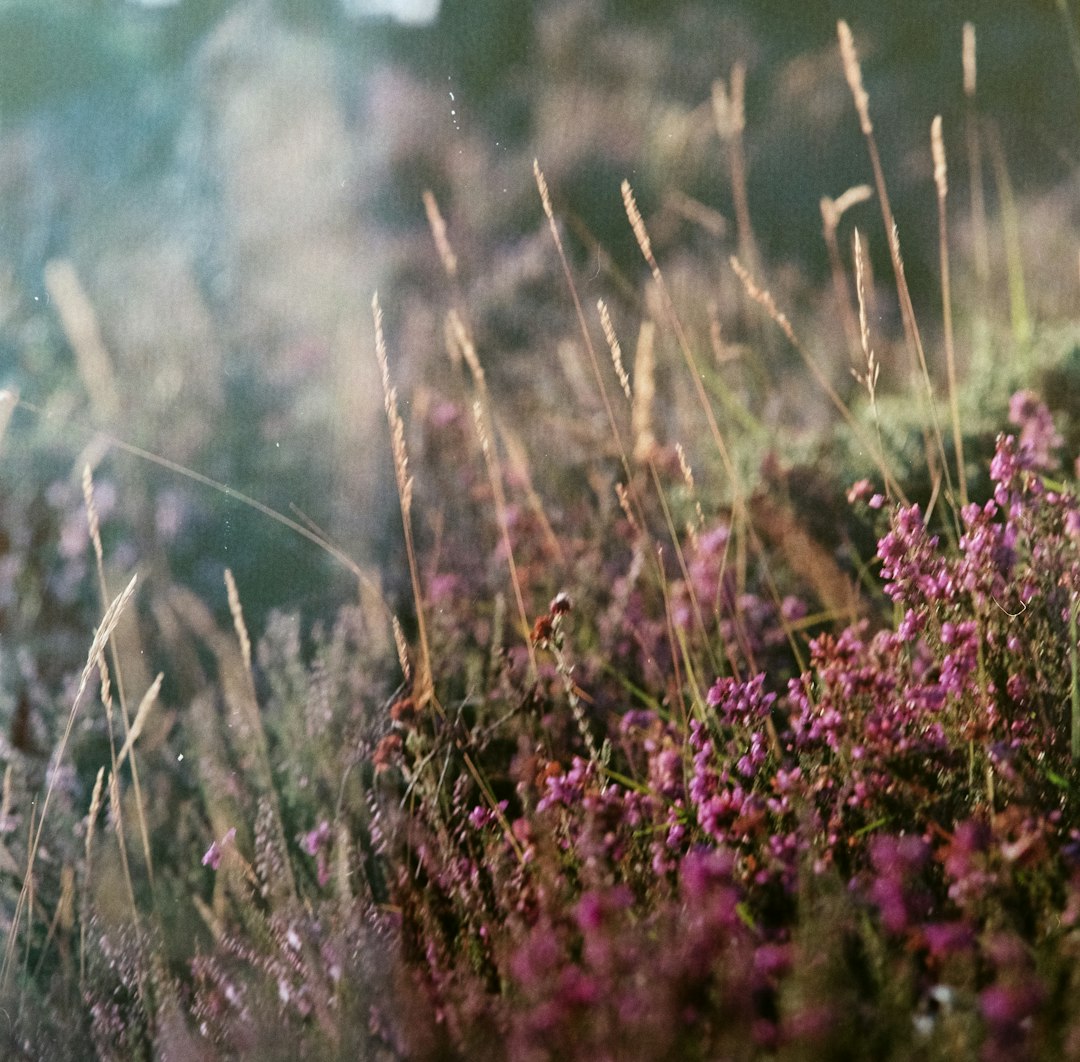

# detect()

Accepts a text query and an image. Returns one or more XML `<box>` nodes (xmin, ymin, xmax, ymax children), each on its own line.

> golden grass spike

<box><xmin>80</xmin><ymin>765</ymin><xmax>106</xmax><ymax>991</ymax></box>
<box><xmin>115</xmin><ymin>673</ymin><xmax>164</xmax><ymax>771</ymax></box>
<box><xmin>1</xmin><ymin>570</ymin><xmax>142</xmax><ymax>971</ymax></box>
<box><xmin>963</xmin><ymin>21</ymin><xmax>977</xmax><ymax>98</ymax></box>
<box><xmin>373</xmin><ymin>292</ymin><xmax>433</xmax><ymax>706</ymax></box>
<box><xmin>392</xmin><ymin>614</ymin><xmax>412</xmax><ymax>682</ymax></box>
<box><xmin>82</xmin><ymin>464</ymin><xmax>104</xmax><ymax>568</ymax></box>
<box><xmin>533</xmin><ymin>159</ymin><xmax>649</xmax><ymax>531</ymax></box>
<box><xmin>631</xmin><ymin>320</ymin><xmax>657</xmax><ymax>466</ymax></box>
<box><xmin>374</xmin><ymin>296</ymin><xmax>414</xmax><ymax>521</ymax></box>
<box><xmin>623</xmin><ymin>179</ymin><xmax>743</xmax><ymax>509</ymax></box>
<box><xmin>837</xmin><ymin>21</ymin><xmax>956</xmax><ymax>523</ymax></box>
<box><xmin>622</xmin><ymin>180</ymin><xmax>657</xmax><ymax>276</ymax></box>
<box><xmin>615</xmin><ymin>481</ymin><xmax>640</xmax><ymax>536</ymax></box>
<box><xmin>83</xmin><ymin>465</ymin><xmax>156</xmax><ymax>889</ymax></box>
<box><xmin>675</xmin><ymin>441</ymin><xmax>704</xmax><ymax>550</ymax></box>
<box><xmin>84</xmin><ymin>767</ymin><xmax>106</xmax><ymax>868</ymax></box>
<box><xmin>422</xmin><ymin>188</ymin><xmax>458</xmax><ymax>279</ymax></box>
<box><xmin>821</xmin><ymin>186</ymin><xmax>873</xmax><ymax>365</ymax></box>
<box><xmin>932</xmin><ymin>116</ymin><xmax>969</xmax><ymax>508</ymax></box>
<box><xmin>729</xmin><ymin>257</ymin><xmax>796</xmax><ymax>347</ymax></box>
<box><xmin>224</xmin><ymin>568</ymin><xmax>253</xmax><ymax>676</ymax></box>
<box><xmin>107</xmin><ymin>768</ymin><xmax>139</xmax><ymax>919</ymax></box>
<box><xmin>598</xmin><ymin>299</ymin><xmax>632</xmax><ymax>402</ymax></box>
<box><xmin>837</xmin><ymin>20</ymin><xmax>872</xmax><ymax>135</ymax></box>
<box><xmin>471</xmin><ymin>398</ymin><xmax>537</xmax><ymax>676</ymax></box>
<box><xmin>931</xmin><ymin>115</ymin><xmax>948</xmax><ymax>200</ymax></box>
<box><xmin>449</xmin><ymin>309</ymin><xmax>485</xmax><ymax>388</ymax></box>
<box><xmin>97</xmin><ymin>650</ymin><xmax>114</xmax><ymax>736</ymax></box>
<box><xmin>853</xmin><ymin>230</ymin><xmax>892</xmax><ymax>495</ymax></box>
<box><xmin>534</xmin><ymin>158</ymin><xmax>555</xmax><ymax>222</ymax></box>
<box><xmin>853</xmin><ymin>231</ymin><xmax>876</xmax><ymax>387</ymax></box>
<box><xmin>837</xmin><ymin>21</ymin><xmax>921</xmax><ymax>371</ymax></box>
<box><xmin>712</xmin><ymin>63</ymin><xmax>758</xmax><ymax>270</ymax></box>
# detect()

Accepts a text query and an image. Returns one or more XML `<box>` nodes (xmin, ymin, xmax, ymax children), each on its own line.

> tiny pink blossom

<box><xmin>202</xmin><ymin>827</ymin><xmax>236</xmax><ymax>870</ymax></box>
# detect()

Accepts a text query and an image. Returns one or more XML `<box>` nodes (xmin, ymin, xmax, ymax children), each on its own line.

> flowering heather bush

<box><xmin>364</xmin><ymin>402</ymin><xmax>1080</xmax><ymax>1061</ymax></box>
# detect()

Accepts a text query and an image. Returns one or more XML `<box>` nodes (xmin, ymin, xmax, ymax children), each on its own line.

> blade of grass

<box><xmin>373</xmin><ymin>293</ymin><xmax>434</xmax><ymax>707</ymax></box>
<box><xmin>2</xmin><ymin>574</ymin><xmax>138</xmax><ymax>990</ymax></box>
<box><xmin>931</xmin><ymin>116</ymin><xmax>969</xmax><ymax>509</ymax></box>
<box><xmin>837</xmin><ymin>21</ymin><xmax>958</xmax><ymax>528</ymax></box>
<box><xmin>984</xmin><ymin>120</ymin><xmax>1032</xmax><ymax>346</ymax></box>
<box><xmin>1071</xmin><ymin>591</ymin><xmax>1079</xmax><ymax>762</ymax></box>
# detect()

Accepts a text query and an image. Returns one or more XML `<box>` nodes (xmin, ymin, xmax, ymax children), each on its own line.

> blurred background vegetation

<box><xmin>1</xmin><ymin>0</ymin><xmax>1078</xmax><ymax>723</ymax></box>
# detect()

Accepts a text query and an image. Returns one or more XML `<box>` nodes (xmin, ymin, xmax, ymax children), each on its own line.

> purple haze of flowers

<box><xmin>706</xmin><ymin>673</ymin><xmax>777</xmax><ymax>724</ymax></box>
<box><xmin>868</xmin><ymin>834</ymin><xmax>930</xmax><ymax>934</ymax></box>
<box><xmin>957</xmin><ymin>499</ymin><xmax>1018</xmax><ymax>608</ymax></box>
<box><xmin>878</xmin><ymin>505</ymin><xmax>953</xmax><ymax>608</ymax></box>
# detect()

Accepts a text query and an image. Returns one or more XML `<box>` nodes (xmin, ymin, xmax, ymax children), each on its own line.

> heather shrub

<box><xmin>370</xmin><ymin>416</ymin><xmax>1080</xmax><ymax>1060</ymax></box>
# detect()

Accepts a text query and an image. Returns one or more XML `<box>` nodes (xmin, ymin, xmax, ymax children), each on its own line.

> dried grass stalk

<box><xmin>225</xmin><ymin>568</ymin><xmax>253</xmax><ymax>677</ymax></box>
<box><xmin>392</xmin><ymin>615</ymin><xmax>412</xmax><ymax>683</ymax></box>
<box><xmin>837</xmin><ymin>20</ymin><xmax>872</xmax><ymax>135</ymax></box>
<box><xmin>373</xmin><ymin>292</ymin><xmax>432</xmax><ymax>705</ymax></box>
<box><xmin>631</xmin><ymin>320</ymin><xmax>658</xmax><ymax>465</ymax></box>
<box><xmin>820</xmin><ymin>186</ymin><xmax>873</xmax><ymax>364</ymax></box>
<box><xmin>712</xmin><ymin>63</ymin><xmax>758</xmax><ymax>268</ymax></box>
<box><xmin>84</xmin><ymin>464</ymin><xmax>156</xmax><ymax>886</ymax></box>
<box><xmin>423</xmin><ymin>188</ymin><xmax>458</xmax><ymax>278</ymax></box>
<box><xmin>44</xmin><ymin>259</ymin><xmax>120</xmax><ymax>422</ymax></box>
<box><xmin>598</xmin><ymin>299</ymin><xmax>632</xmax><ymax>402</ymax></box>
<box><xmin>932</xmin><ymin>116</ymin><xmax>968</xmax><ymax>507</ymax></box>
<box><xmin>115</xmin><ymin>673</ymin><xmax>164</xmax><ymax>771</ymax></box>
<box><xmin>963</xmin><ymin>21</ymin><xmax>977</xmax><ymax>98</ymax></box>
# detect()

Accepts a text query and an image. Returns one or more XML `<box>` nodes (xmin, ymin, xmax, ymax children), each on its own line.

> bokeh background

<box><xmin>1</xmin><ymin>0</ymin><xmax>1077</xmax><ymax>690</ymax></box>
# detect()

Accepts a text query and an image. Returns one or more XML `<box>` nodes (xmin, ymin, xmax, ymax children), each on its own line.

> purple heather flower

<box><xmin>939</xmin><ymin>619</ymin><xmax>979</xmax><ymax>698</ymax></box>
<box><xmin>869</xmin><ymin>834</ymin><xmax>929</xmax><ymax>934</ymax></box>
<box><xmin>1008</xmin><ymin>389</ymin><xmax>1062</xmax><ymax>469</ymax></box>
<box><xmin>706</xmin><ymin>673</ymin><xmax>776</xmax><ymax>724</ymax></box>
<box><xmin>468</xmin><ymin>802</ymin><xmax>509</xmax><ymax>830</ymax></box>
<box><xmin>847</xmin><ymin>478</ymin><xmax>874</xmax><ymax>504</ymax></box>
<box><xmin>202</xmin><ymin>827</ymin><xmax>236</xmax><ymax>870</ymax></box>
<box><xmin>680</xmin><ymin>846</ymin><xmax>736</xmax><ymax>901</ymax></box>
<box><xmin>922</xmin><ymin>921</ymin><xmax>975</xmax><ymax>958</ymax></box>
<box><xmin>980</xmin><ymin>980</ymin><xmax>1045</xmax><ymax>1051</ymax></box>
<box><xmin>619</xmin><ymin>709</ymin><xmax>656</xmax><ymax>733</ymax></box>
<box><xmin>1066</xmin><ymin>508</ymin><xmax>1080</xmax><ymax>541</ymax></box>
<box><xmin>301</xmin><ymin>820</ymin><xmax>331</xmax><ymax>856</ymax></box>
